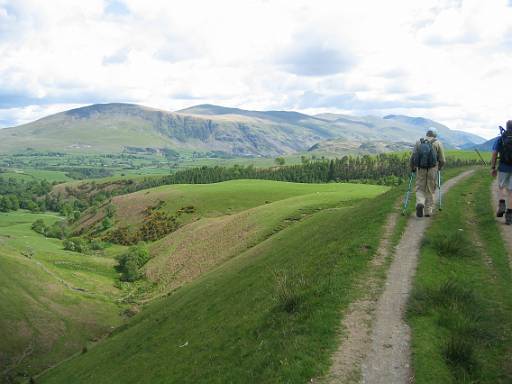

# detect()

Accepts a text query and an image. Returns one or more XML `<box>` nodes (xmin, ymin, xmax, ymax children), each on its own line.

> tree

<box><xmin>31</xmin><ymin>219</ymin><xmax>46</xmax><ymax>235</ymax></box>
<box><xmin>105</xmin><ymin>203</ymin><xmax>117</xmax><ymax>218</ymax></box>
<box><xmin>102</xmin><ymin>217</ymin><xmax>113</xmax><ymax>230</ymax></box>
<box><xmin>275</xmin><ymin>157</ymin><xmax>285</xmax><ymax>166</ymax></box>
<box><xmin>118</xmin><ymin>245</ymin><xmax>150</xmax><ymax>282</ymax></box>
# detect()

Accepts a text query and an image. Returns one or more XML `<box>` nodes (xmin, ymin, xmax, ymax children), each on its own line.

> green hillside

<box><xmin>39</xmin><ymin>183</ymin><xmax>397</xmax><ymax>384</ymax></box>
<box><xmin>0</xmin><ymin>211</ymin><xmax>126</xmax><ymax>382</ymax></box>
<box><xmin>0</xmin><ymin>103</ymin><xmax>485</xmax><ymax>157</ymax></box>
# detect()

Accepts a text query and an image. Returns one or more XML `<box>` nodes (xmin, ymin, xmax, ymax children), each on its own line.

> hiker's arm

<box><xmin>491</xmin><ymin>151</ymin><xmax>498</xmax><ymax>177</ymax></box>
<box><xmin>491</xmin><ymin>151</ymin><xmax>498</xmax><ymax>169</ymax></box>
<box><xmin>410</xmin><ymin>145</ymin><xmax>417</xmax><ymax>172</ymax></box>
<box><xmin>437</xmin><ymin>141</ymin><xmax>446</xmax><ymax>170</ymax></box>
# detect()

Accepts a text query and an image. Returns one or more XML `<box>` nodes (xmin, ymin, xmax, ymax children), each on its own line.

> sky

<box><xmin>0</xmin><ymin>0</ymin><xmax>511</xmax><ymax>139</ymax></box>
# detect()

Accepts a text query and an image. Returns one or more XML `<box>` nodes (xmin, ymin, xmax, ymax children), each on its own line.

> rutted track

<box><xmin>359</xmin><ymin>170</ymin><xmax>474</xmax><ymax>383</ymax></box>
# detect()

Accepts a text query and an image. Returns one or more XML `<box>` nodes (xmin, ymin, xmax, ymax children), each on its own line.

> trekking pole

<box><xmin>402</xmin><ymin>172</ymin><xmax>415</xmax><ymax>216</ymax></box>
<box><xmin>474</xmin><ymin>148</ymin><xmax>487</xmax><ymax>166</ymax></box>
<box><xmin>437</xmin><ymin>170</ymin><xmax>442</xmax><ymax>211</ymax></box>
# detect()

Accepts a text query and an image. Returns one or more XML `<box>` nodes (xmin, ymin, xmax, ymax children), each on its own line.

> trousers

<box><xmin>415</xmin><ymin>167</ymin><xmax>438</xmax><ymax>215</ymax></box>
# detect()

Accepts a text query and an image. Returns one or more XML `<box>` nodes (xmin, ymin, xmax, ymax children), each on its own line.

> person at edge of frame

<box><xmin>491</xmin><ymin>120</ymin><xmax>512</xmax><ymax>225</ymax></box>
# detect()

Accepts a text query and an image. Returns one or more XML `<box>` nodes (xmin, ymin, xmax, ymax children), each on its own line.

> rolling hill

<box><xmin>0</xmin><ymin>103</ymin><xmax>485</xmax><ymax>156</ymax></box>
<box><xmin>36</xmin><ymin>180</ymin><xmax>395</xmax><ymax>384</ymax></box>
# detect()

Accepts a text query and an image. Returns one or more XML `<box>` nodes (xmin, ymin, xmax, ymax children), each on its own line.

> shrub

<box><xmin>45</xmin><ymin>221</ymin><xmax>69</xmax><ymax>239</ymax></box>
<box><xmin>90</xmin><ymin>239</ymin><xmax>107</xmax><ymax>251</ymax></box>
<box><xmin>63</xmin><ymin>237</ymin><xmax>90</xmax><ymax>253</ymax></box>
<box><xmin>102</xmin><ymin>217</ymin><xmax>113</xmax><ymax>230</ymax></box>
<box><xmin>118</xmin><ymin>245</ymin><xmax>150</xmax><ymax>282</ymax></box>
<box><xmin>138</xmin><ymin>211</ymin><xmax>177</xmax><ymax>241</ymax></box>
<box><xmin>31</xmin><ymin>219</ymin><xmax>46</xmax><ymax>235</ymax></box>
<box><xmin>107</xmin><ymin>226</ymin><xmax>140</xmax><ymax>245</ymax></box>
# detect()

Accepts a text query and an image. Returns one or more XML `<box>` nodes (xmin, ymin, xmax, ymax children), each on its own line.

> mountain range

<box><xmin>0</xmin><ymin>103</ymin><xmax>486</xmax><ymax>156</ymax></box>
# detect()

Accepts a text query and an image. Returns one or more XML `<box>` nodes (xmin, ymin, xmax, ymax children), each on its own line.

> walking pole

<box><xmin>437</xmin><ymin>170</ymin><xmax>442</xmax><ymax>211</ymax></box>
<box><xmin>402</xmin><ymin>172</ymin><xmax>415</xmax><ymax>216</ymax></box>
<box><xmin>474</xmin><ymin>148</ymin><xmax>487</xmax><ymax>166</ymax></box>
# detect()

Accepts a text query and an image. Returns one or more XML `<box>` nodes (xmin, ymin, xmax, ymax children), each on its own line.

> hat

<box><xmin>426</xmin><ymin>127</ymin><xmax>438</xmax><ymax>137</ymax></box>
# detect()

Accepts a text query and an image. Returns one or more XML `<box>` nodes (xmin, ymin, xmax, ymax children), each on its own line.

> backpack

<box><xmin>414</xmin><ymin>138</ymin><xmax>438</xmax><ymax>169</ymax></box>
<box><xmin>500</xmin><ymin>130</ymin><xmax>512</xmax><ymax>165</ymax></box>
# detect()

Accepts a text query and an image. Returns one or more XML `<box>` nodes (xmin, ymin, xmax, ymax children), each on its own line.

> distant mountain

<box><xmin>0</xmin><ymin>103</ymin><xmax>486</xmax><ymax>156</ymax></box>
<box><xmin>307</xmin><ymin>139</ymin><xmax>413</xmax><ymax>156</ymax></box>
<box><xmin>473</xmin><ymin>137</ymin><xmax>498</xmax><ymax>151</ymax></box>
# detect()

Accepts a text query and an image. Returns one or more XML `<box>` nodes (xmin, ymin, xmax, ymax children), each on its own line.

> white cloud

<box><xmin>0</xmin><ymin>0</ymin><xmax>511</xmax><ymax>138</ymax></box>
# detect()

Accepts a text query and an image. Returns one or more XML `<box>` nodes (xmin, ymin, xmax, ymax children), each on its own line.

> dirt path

<box><xmin>321</xmin><ymin>211</ymin><xmax>399</xmax><ymax>383</ymax></box>
<box><xmin>491</xmin><ymin>180</ymin><xmax>512</xmax><ymax>266</ymax></box>
<box><xmin>359</xmin><ymin>170</ymin><xmax>474</xmax><ymax>384</ymax></box>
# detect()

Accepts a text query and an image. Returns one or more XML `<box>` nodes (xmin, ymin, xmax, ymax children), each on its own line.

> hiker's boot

<box><xmin>506</xmin><ymin>209</ymin><xmax>512</xmax><ymax>225</ymax></box>
<box><xmin>416</xmin><ymin>203</ymin><xmax>424</xmax><ymax>218</ymax></box>
<box><xmin>497</xmin><ymin>200</ymin><xmax>506</xmax><ymax>217</ymax></box>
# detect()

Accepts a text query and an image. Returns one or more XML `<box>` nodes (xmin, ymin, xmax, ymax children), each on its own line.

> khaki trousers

<box><xmin>415</xmin><ymin>167</ymin><xmax>438</xmax><ymax>215</ymax></box>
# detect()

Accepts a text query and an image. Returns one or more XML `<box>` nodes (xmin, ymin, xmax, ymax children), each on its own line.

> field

<box><xmin>0</xmin><ymin>211</ymin><xmax>126</xmax><ymax>382</ymax></box>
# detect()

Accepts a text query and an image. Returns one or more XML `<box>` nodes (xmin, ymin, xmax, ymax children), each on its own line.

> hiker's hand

<box><xmin>491</xmin><ymin>169</ymin><xmax>497</xmax><ymax>178</ymax></box>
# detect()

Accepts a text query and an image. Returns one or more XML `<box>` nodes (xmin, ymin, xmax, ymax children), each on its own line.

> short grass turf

<box><xmin>111</xmin><ymin>179</ymin><xmax>389</xmax><ymax>227</ymax></box>
<box><xmin>0</xmin><ymin>211</ymin><xmax>125</xmax><ymax>382</ymax></box>
<box><xmin>40</xmin><ymin>185</ymin><xmax>400</xmax><ymax>384</ymax></box>
<box><xmin>407</xmin><ymin>169</ymin><xmax>512</xmax><ymax>383</ymax></box>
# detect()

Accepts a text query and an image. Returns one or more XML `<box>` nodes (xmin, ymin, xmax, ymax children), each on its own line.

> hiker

<box><xmin>491</xmin><ymin>120</ymin><xmax>512</xmax><ymax>224</ymax></box>
<box><xmin>410</xmin><ymin>127</ymin><xmax>446</xmax><ymax>217</ymax></box>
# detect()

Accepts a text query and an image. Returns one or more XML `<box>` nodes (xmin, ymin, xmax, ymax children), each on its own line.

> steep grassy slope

<box><xmin>0</xmin><ymin>212</ymin><xmax>125</xmax><ymax>382</ymax></box>
<box><xmin>143</xmin><ymin>181</ymin><xmax>388</xmax><ymax>296</ymax></box>
<box><xmin>39</xmin><ymin>184</ymin><xmax>398</xmax><ymax>384</ymax></box>
<box><xmin>0</xmin><ymin>103</ymin><xmax>485</xmax><ymax>156</ymax></box>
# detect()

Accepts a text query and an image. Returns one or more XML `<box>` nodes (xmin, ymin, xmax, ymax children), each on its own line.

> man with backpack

<box><xmin>410</xmin><ymin>127</ymin><xmax>446</xmax><ymax>217</ymax></box>
<box><xmin>491</xmin><ymin>120</ymin><xmax>512</xmax><ymax>225</ymax></box>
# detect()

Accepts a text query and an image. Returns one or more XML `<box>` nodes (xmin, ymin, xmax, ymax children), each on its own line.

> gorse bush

<box><xmin>107</xmin><ymin>209</ymin><xmax>177</xmax><ymax>245</ymax></box>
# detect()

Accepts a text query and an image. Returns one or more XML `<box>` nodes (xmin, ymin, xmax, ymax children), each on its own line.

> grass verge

<box><xmin>407</xmin><ymin>169</ymin><xmax>512</xmax><ymax>383</ymax></box>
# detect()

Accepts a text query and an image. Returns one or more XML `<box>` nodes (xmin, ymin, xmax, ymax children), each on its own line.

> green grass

<box><xmin>110</xmin><ymin>179</ymin><xmax>389</xmax><ymax>228</ymax></box>
<box><xmin>144</xmin><ymin>181</ymin><xmax>389</xmax><ymax>297</ymax></box>
<box><xmin>407</xmin><ymin>170</ymin><xmax>512</xmax><ymax>383</ymax></box>
<box><xmin>39</xmin><ymin>184</ymin><xmax>399</xmax><ymax>384</ymax></box>
<box><xmin>0</xmin><ymin>211</ymin><xmax>126</xmax><ymax>382</ymax></box>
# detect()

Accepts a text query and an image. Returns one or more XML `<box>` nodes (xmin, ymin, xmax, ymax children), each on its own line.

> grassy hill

<box><xmin>38</xmin><ymin>181</ymin><xmax>397</xmax><ymax>384</ymax></box>
<box><xmin>0</xmin><ymin>103</ymin><xmax>485</xmax><ymax>157</ymax></box>
<box><xmin>72</xmin><ymin>180</ymin><xmax>388</xmax><ymax>299</ymax></box>
<box><xmin>0</xmin><ymin>211</ymin><xmax>126</xmax><ymax>382</ymax></box>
